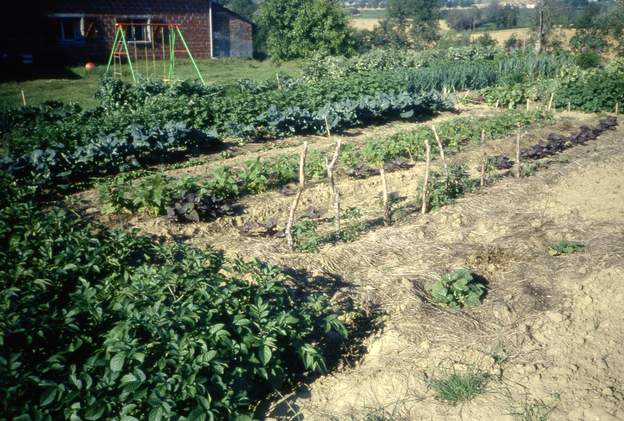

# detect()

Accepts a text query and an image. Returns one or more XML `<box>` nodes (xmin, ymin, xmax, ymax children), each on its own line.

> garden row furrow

<box><xmin>94</xmin><ymin>110</ymin><xmax>553</xmax><ymax>223</ymax></box>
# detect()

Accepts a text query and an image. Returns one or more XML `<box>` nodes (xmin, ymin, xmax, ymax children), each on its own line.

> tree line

<box><xmin>220</xmin><ymin>0</ymin><xmax>624</xmax><ymax>60</ymax></box>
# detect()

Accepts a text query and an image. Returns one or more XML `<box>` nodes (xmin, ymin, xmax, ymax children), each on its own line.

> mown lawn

<box><xmin>0</xmin><ymin>58</ymin><xmax>302</xmax><ymax>109</ymax></box>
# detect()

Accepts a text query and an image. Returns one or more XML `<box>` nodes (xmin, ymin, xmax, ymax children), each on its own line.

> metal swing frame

<box><xmin>105</xmin><ymin>22</ymin><xmax>205</xmax><ymax>84</ymax></box>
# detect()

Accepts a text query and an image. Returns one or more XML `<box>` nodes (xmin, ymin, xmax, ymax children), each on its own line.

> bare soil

<box><xmin>82</xmin><ymin>111</ymin><xmax>624</xmax><ymax>420</ymax></box>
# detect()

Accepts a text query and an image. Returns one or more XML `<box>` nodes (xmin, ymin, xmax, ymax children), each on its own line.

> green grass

<box><xmin>430</xmin><ymin>371</ymin><xmax>489</xmax><ymax>403</ymax></box>
<box><xmin>0</xmin><ymin>58</ymin><xmax>302</xmax><ymax>109</ymax></box>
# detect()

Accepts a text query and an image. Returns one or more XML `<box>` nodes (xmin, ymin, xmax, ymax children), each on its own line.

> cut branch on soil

<box><xmin>325</xmin><ymin>121</ymin><xmax>342</xmax><ymax>237</ymax></box>
<box><xmin>480</xmin><ymin>130</ymin><xmax>486</xmax><ymax>189</ymax></box>
<box><xmin>285</xmin><ymin>141</ymin><xmax>309</xmax><ymax>251</ymax></box>
<box><xmin>380</xmin><ymin>166</ymin><xmax>391</xmax><ymax>226</ymax></box>
<box><xmin>432</xmin><ymin>124</ymin><xmax>449</xmax><ymax>184</ymax></box>
<box><xmin>515</xmin><ymin>129</ymin><xmax>521</xmax><ymax>179</ymax></box>
<box><xmin>422</xmin><ymin>138</ymin><xmax>431</xmax><ymax>215</ymax></box>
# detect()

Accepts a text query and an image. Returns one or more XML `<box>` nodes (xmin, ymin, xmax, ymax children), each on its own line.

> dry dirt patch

<box><xmin>260</xmin><ymin>122</ymin><xmax>624</xmax><ymax>420</ymax></box>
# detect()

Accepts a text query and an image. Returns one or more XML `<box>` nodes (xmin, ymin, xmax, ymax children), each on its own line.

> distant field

<box><xmin>351</xmin><ymin>18</ymin><xmax>382</xmax><ymax>31</ymax></box>
<box><xmin>349</xmin><ymin>16</ymin><xmax>576</xmax><ymax>49</ymax></box>
<box><xmin>353</xmin><ymin>9</ymin><xmax>386</xmax><ymax>19</ymax></box>
<box><xmin>469</xmin><ymin>27</ymin><xmax>577</xmax><ymax>46</ymax></box>
<box><xmin>0</xmin><ymin>58</ymin><xmax>302</xmax><ymax>109</ymax></box>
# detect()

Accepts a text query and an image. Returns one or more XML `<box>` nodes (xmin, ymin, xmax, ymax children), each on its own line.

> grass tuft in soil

<box><xmin>429</xmin><ymin>370</ymin><xmax>490</xmax><ymax>403</ymax></box>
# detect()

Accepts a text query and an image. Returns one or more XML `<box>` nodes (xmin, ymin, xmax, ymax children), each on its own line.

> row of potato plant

<box><xmin>0</xmin><ymin>178</ymin><xmax>347</xmax><ymax>420</ymax></box>
<box><xmin>289</xmin><ymin>115</ymin><xmax>617</xmax><ymax>252</ymax></box>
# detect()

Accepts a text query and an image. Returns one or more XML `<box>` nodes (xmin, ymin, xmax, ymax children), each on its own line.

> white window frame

<box><xmin>50</xmin><ymin>14</ymin><xmax>86</xmax><ymax>44</ymax></box>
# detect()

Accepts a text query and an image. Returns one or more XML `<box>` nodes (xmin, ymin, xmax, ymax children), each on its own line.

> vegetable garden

<box><xmin>2</xmin><ymin>45</ymin><xmax>623</xmax><ymax>420</ymax></box>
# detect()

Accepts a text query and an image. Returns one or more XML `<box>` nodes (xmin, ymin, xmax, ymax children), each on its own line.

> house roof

<box><xmin>212</xmin><ymin>2</ymin><xmax>255</xmax><ymax>26</ymax></box>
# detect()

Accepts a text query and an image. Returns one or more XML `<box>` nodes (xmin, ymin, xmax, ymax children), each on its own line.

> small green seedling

<box><xmin>430</xmin><ymin>371</ymin><xmax>489</xmax><ymax>403</ymax></box>
<box><xmin>431</xmin><ymin>269</ymin><xmax>486</xmax><ymax>308</ymax></box>
<box><xmin>548</xmin><ymin>240</ymin><xmax>585</xmax><ymax>256</ymax></box>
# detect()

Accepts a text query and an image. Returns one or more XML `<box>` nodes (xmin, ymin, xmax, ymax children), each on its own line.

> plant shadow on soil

<box><xmin>256</xmin><ymin>268</ymin><xmax>385</xmax><ymax>419</ymax></box>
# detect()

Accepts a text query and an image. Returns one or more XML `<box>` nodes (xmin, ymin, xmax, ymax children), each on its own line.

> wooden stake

<box><xmin>421</xmin><ymin>139</ymin><xmax>431</xmax><ymax>215</ymax></box>
<box><xmin>480</xmin><ymin>130</ymin><xmax>486</xmax><ymax>189</ymax></box>
<box><xmin>495</xmin><ymin>99</ymin><xmax>499</xmax><ymax>109</ymax></box>
<box><xmin>285</xmin><ymin>141</ymin><xmax>309</xmax><ymax>251</ymax></box>
<box><xmin>380</xmin><ymin>166</ymin><xmax>390</xmax><ymax>225</ymax></box>
<box><xmin>431</xmin><ymin>125</ymin><xmax>449</xmax><ymax>183</ymax></box>
<box><xmin>548</xmin><ymin>92</ymin><xmax>554</xmax><ymax>111</ymax></box>
<box><xmin>526</xmin><ymin>98</ymin><xmax>530</xmax><ymax>111</ymax></box>
<box><xmin>21</xmin><ymin>90</ymin><xmax>26</xmax><ymax>106</ymax></box>
<box><xmin>568</xmin><ymin>101</ymin><xmax>571</xmax><ymax>112</ymax></box>
<box><xmin>515</xmin><ymin>130</ymin><xmax>521</xmax><ymax>179</ymax></box>
<box><xmin>616</xmin><ymin>102</ymin><xmax>619</xmax><ymax>115</ymax></box>
<box><xmin>325</xmin><ymin>136</ymin><xmax>342</xmax><ymax>237</ymax></box>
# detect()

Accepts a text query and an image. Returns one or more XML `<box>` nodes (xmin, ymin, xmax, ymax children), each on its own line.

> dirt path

<box><xmin>94</xmin><ymin>112</ymin><xmax>623</xmax><ymax>420</ymax></box>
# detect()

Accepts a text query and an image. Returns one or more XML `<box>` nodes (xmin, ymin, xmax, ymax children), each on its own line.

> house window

<box><xmin>57</xmin><ymin>17</ymin><xmax>84</xmax><ymax>42</ymax></box>
<box><xmin>117</xmin><ymin>18</ymin><xmax>151</xmax><ymax>43</ymax></box>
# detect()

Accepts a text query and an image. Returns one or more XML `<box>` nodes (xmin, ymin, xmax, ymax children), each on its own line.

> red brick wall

<box><xmin>43</xmin><ymin>0</ymin><xmax>253</xmax><ymax>63</ymax></box>
<box><xmin>51</xmin><ymin>13</ymin><xmax>213</xmax><ymax>62</ymax></box>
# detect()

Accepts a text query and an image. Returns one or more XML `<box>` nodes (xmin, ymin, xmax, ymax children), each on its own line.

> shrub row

<box><xmin>481</xmin><ymin>62</ymin><xmax>624</xmax><ymax>112</ymax></box>
<box><xmin>302</xmin><ymin>48</ymin><xmax>571</xmax><ymax>82</ymax></box>
<box><xmin>302</xmin><ymin>45</ymin><xmax>501</xmax><ymax>80</ymax></box>
<box><xmin>0</xmin><ymin>180</ymin><xmax>346</xmax><ymax>420</ymax></box>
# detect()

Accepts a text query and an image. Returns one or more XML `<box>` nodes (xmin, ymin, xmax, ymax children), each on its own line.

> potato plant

<box><xmin>0</xmin><ymin>181</ymin><xmax>347</xmax><ymax>420</ymax></box>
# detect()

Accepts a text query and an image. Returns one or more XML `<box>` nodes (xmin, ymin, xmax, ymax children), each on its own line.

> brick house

<box><xmin>1</xmin><ymin>0</ymin><xmax>253</xmax><ymax>66</ymax></box>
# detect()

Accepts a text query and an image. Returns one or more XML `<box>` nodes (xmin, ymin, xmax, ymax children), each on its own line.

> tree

<box><xmin>219</xmin><ymin>0</ymin><xmax>257</xmax><ymax>21</ymax></box>
<box><xmin>532</xmin><ymin>0</ymin><xmax>561</xmax><ymax>53</ymax></box>
<box><xmin>257</xmin><ymin>0</ymin><xmax>355</xmax><ymax>60</ymax></box>
<box><xmin>386</xmin><ymin>0</ymin><xmax>442</xmax><ymax>48</ymax></box>
<box><xmin>446</xmin><ymin>8</ymin><xmax>482</xmax><ymax>31</ymax></box>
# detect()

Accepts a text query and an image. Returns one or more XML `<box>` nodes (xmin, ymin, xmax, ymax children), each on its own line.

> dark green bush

<box><xmin>555</xmin><ymin>67</ymin><xmax>624</xmax><ymax>112</ymax></box>
<box><xmin>575</xmin><ymin>51</ymin><xmax>601</xmax><ymax>69</ymax></box>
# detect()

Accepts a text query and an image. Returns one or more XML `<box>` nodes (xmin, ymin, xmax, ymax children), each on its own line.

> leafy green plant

<box><xmin>430</xmin><ymin>370</ymin><xmax>489</xmax><ymax>403</ymax></box>
<box><xmin>131</xmin><ymin>174</ymin><xmax>169</xmax><ymax>215</ymax></box>
<box><xmin>240</xmin><ymin>158</ymin><xmax>269</xmax><ymax>193</ymax></box>
<box><xmin>548</xmin><ymin>240</ymin><xmax>585</xmax><ymax>256</ymax></box>
<box><xmin>293</xmin><ymin>220</ymin><xmax>322</xmax><ymax>253</ymax></box>
<box><xmin>206</xmin><ymin>166</ymin><xmax>239</xmax><ymax>200</ymax></box>
<box><xmin>417</xmin><ymin>164</ymin><xmax>475</xmax><ymax>211</ymax></box>
<box><xmin>305</xmin><ymin>150</ymin><xmax>328</xmax><ymax>179</ymax></box>
<box><xmin>520</xmin><ymin>162</ymin><xmax>537</xmax><ymax>177</ymax></box>
<box><xmin>431</xmin><ymin>269</ymin><xmax>486</xmax><ymax>308</ymax></box>
<box><xmin>339</xmin><ymin>207</ymin><xmax>368</xmax><ymax>242</ymax></box>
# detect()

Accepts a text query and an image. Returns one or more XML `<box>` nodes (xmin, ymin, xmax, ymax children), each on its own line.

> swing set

<box><xmin>105</xmin><ymin>22</ymin><xmax>205</xmax><ymax>84</ymax></box>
